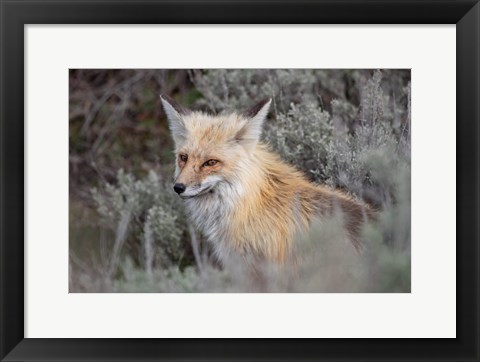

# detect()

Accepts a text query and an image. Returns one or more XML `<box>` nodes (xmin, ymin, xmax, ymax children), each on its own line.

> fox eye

<box><xmin>203</xmin><ymin>159</ymin><xmax>218</xmax><ymax>167</ymax></box>
<box><xmin>179</xmin><ymin>154</ymin><xmax>188</xmax><ymax>162</ymax></box>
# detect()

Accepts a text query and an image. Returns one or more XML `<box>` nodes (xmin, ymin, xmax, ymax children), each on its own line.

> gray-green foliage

<box><xmin>265</xmin><ymin>102</ymin><xmax>333</xmax><ymax>178</ymax></box>
<box><xmin>192</xmin><ymin>69</ymin><xmax>329</xmax><ymax>114</ymax></box>
<box><xmin>73</xmin><ymin>210</ymin><xmax>410</xmax><ymax>293</ymax></box>
<box><xmin>91</xmin><ymin>170</ymin><xmax>187</xmax><ymax>270</ymax></box>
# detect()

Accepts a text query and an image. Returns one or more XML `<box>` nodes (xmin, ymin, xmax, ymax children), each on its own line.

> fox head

<box><xmin>161</xmin><ymin>95</ymin><xmax>271</xmax><ymax>199</ymax></box>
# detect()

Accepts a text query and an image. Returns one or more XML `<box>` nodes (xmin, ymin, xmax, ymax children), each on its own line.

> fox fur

<box><xmin>161</xmin><ymin>95</ymin><xmax>373</xmax><ymax>267</ymax></box>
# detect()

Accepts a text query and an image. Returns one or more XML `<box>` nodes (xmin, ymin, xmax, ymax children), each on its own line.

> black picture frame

<box><xmin>1</xmin><ymin>1</ymin><xmax>479</xmax><ymax>361</ymax></box>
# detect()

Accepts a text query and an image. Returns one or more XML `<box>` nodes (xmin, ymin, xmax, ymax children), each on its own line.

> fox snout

<box><xmin>172</xmin><ymin>174</ymin><xmax>223</xmax><ymax>199</ymax></box>
<box><xmin>173</xmin><ymin>183</ymin><xmax>186</xmax><ymax>194</ymax></box>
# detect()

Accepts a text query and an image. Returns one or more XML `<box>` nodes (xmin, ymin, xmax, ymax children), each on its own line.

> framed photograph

<box><xmin>1</xmin><ymin>0</ymin><xmax>478</xmax><ymax>361</ymax></box>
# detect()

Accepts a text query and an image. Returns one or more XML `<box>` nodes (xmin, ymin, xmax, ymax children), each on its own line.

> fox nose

<box><xmin>173</xmin><ymin>183</ymin><xmax>186</xmax><ymax>194</ymax></box>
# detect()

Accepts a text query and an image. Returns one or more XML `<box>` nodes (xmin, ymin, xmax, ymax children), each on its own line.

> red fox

<box><xmin>161</xmin><ymin>95</ymin><xmax>373</xmax><ymax>267</ymax></box>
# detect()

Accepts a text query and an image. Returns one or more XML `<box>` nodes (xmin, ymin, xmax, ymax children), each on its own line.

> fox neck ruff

<box><xmin>183</xmin><ymin>144</ymin><xmax>312</xmax><ymax>264</ymax></box>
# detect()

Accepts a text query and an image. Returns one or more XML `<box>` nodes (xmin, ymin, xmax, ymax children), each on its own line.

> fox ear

<box><xmin>160</xmin><ymin>95</ymin><xmax>190</xmax><ymax>145</ymax></box>
<box><xmin>236</xmin><ymin>99</ymin><xmax>272</xmax><ymax>150</ymax></box>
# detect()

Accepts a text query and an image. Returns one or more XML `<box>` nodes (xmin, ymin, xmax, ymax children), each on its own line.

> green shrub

<box><xmin>91</xmin><ymin>169</ymin><xmax>189</xmax><ymax>273</ymax></box>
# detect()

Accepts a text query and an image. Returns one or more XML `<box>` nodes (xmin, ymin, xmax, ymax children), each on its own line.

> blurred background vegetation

<box><xmin>69</xmin><ymin>69</ymin><xmax>411</xmax><ymax>292</ymax></box>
